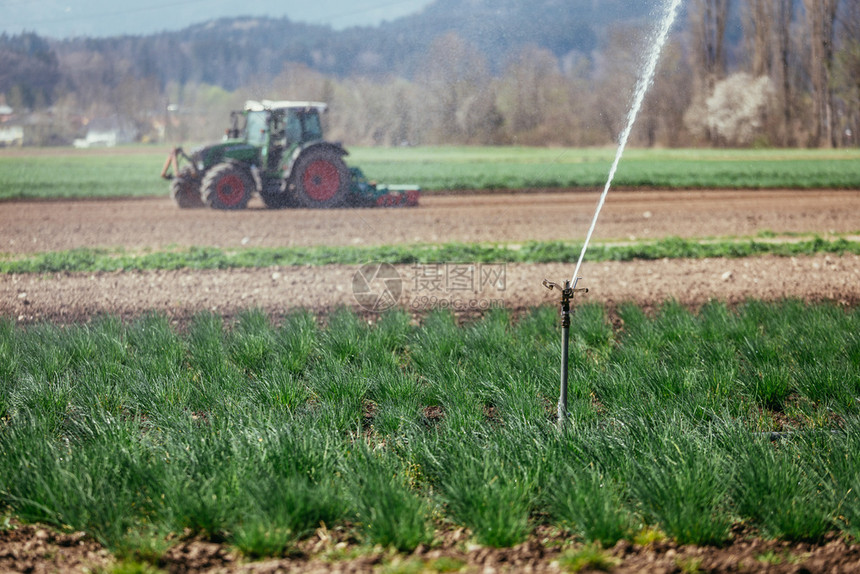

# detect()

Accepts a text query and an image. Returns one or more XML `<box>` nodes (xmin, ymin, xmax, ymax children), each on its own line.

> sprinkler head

<box><xmin>543</xmin><ymin>278</ymin><xmax>588</xmax><ymax>328</ymax></box>
<box><xmin>542</xmin><ymin>278</ymin><xmax>589</xmax><ymax>301</ymax></box>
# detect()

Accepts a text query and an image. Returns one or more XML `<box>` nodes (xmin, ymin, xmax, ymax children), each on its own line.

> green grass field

<box><xmin>351</xmin><ymin>146</ymin><xmax>860</xmax><ymax>191</ymax></box>
<box><xmin>2</xmin><ymin>302</ymin><xmax>859</xmax><ymax>560</ymax></box>
<box><xmin>0</xmin><ymin>146</ymin><xmax>858</xmax><ymax>200</ymax></box>
<box><xmin>3</xmin><ymin>235</ymin><xmax>860</xmax><ymax>273</ymax></box>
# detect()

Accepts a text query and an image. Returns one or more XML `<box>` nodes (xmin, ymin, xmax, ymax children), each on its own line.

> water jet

<box><xmin>546</xmin><ymin>0</ymin><xmax>684</xmax><ymax>425</ymax></box>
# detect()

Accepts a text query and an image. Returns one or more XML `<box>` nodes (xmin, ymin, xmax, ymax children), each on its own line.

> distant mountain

<box><xmin>49</xmin><ymin>0</ymin><xmax>672</xmax><ymax>88</ymax></box>
<box><xmin>1</xmin><ymin>0</ymin><xmax>436</xmax><ymax>38</ymax></box>
<box><xmin>3</xmin><ymin>0</ymin><xmax>698</xmax><ymax>111</ymax></box>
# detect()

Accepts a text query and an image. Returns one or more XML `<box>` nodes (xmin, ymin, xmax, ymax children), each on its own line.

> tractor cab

<box><xmin>239</xmin><ymin>101</ymin><xmax>328</xmax><ymax>172</ymax></box>
<box><xmin>241</xmin><ymin>100</ymin><xmax>325</xmax><ymax>145</ymax></box>
<box><xmin>225</xmin><ymin>100</ymin><xmax>326</xmax><ymax>148</ymax></box>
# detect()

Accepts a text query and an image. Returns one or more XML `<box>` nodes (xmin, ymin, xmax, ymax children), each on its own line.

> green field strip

<box><xmin>2</xmin><ymin>235</ymin><xmax>860</xmax><ymax>274</ymax></box>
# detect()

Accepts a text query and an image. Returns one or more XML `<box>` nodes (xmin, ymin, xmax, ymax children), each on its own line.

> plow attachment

<box><xmin>349</xmin><ymin>168</ymin><xmax>420</xmax><ymax>208</ymax></box>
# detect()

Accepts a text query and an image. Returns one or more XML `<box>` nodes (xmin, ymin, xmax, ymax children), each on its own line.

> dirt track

<box><xmin>2</xmin><ymin>189</ymin><xmax>860</xmax><ymax>253</ymax></box>
<box><xmin>2</xmin><ymin>189</ymin><xmax>860</xmax><ymax>322</ymax></box>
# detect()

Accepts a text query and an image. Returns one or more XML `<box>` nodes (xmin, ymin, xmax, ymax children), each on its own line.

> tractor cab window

<box><xmin>283</xmin><ymin>109</ymin><xmax>323</xmax><ymax>144</ymax></box>
<box><xmin>285</xmin><ymin>113</ymin><xmax>303</xmax><ymax>144</ymax></box>
<box><xmin>245</xmin><ymin>111</ymin><xmax>268</xmax><ymax>146</ymax></box>
<box><xmin>301</xmin><ymin>111</ymin><xmax>323</xmax><ymax>141</ymax></box>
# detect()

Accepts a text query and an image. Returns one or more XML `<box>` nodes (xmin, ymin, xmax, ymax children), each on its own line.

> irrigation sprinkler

<box><xmin>544</xmin><ymin>0</ymin><xmax>681</xmax><ymax>425</ymax></box>
<box><xmin>543</xmin><ymin>277</ymin><xmax>588</xmax><ymax>425</ymax></box>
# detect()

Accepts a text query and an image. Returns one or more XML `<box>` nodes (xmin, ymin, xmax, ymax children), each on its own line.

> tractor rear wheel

<box><xmin>289</xmin><ymin>148</ymin><xmax>350</xmax><ymax>209</ymax></box>
<box><xmin>201</xmin><ymin>162</ymin><xmax>254</xmax><ymax>210</ymax></box>
<box><xmin>170</xmin><ymin>168</ymin><xmax>204</xmax><ymax>208</ymax></box>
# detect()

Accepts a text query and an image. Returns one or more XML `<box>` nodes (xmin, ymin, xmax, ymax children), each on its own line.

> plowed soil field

<box><xmin>3</xmin><ymin>188</ymin><xmax>860</xmax><ymax>573</ymax></box>
<box><xmin>2</xmin><ymin>189</ymin><xmax>860</xmax><ymax>323</ymax></box>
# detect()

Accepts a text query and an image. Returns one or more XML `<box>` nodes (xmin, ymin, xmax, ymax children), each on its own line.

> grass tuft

<box><xmin>557</xmin><ymin>543</ymin><xmax>621</xmax><ymax>573</ymax></box>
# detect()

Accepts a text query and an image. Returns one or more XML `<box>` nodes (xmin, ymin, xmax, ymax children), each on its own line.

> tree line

<box><xmin>0</xmin><ymin>0</ymin><xmax>857</xmax><ymax>148</ymax></box>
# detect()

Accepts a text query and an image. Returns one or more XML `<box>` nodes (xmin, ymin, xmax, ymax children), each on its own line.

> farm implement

<box><xmin>160</xmin><ymin>100</ymin><xmax>419</xmax><ymax>209</ymax></box>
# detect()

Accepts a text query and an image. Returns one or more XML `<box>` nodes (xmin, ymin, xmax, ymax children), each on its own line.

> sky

<box><xmin>1</xmin><ymin>0</ymin><xmax>436</xmax><ymax>38</ymax></box>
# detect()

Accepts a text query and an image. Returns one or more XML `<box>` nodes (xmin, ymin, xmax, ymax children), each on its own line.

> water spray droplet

<box><xmin>571</xmin><ymin>0</ymin><xmax>684</xmax><ymax>284</ymax></box>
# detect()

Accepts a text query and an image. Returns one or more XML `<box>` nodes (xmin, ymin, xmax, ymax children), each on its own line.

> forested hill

<box><xmin>1</xmin><ymin>0</ymin><xmax>702</xmax><ymax>107</ymax></box>
<box><xmin>50</xmin><ymin>0</ymin><xmax>662</xmax><ymax>88</ymax></box>
<box><xmin>8</xmin><ymin>0</ymin><xmax>844</xmax><ymax>150</ymax></box>
<box><xmin>368</xmin><ymin>0</ymin><xmax>658</xmax><ymax>75</ymax></box>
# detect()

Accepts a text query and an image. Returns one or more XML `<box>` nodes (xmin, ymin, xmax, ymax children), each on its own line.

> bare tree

<box><xmin>495</xmin><ymin>45</ymin><xmax>570</xmax><ymax>144</ymax></box>
<box><xmin>589</xmin><ymin>26</ymin><xmax>642</xmax><ymax>144</ymax></box>
<box><xmin>560</xmin><ymin>54</ymin><xmax>606</xmax><ymax>147</ymax></box>
<box><xmin>744</xmin><ymin>0</ymin><xmax>773</xmax><ymax>77</ymax></box>
<box><xmin>416</xmin><ymin>32</ymin><xmax>493</xmax><ymax>144</ymax></box>
<box><xmin>327</xmin><ymin>77</ymin><xmax>392</xmax><ymax>145</ymax></box>
<box><xmin>833</xmin><ymin>1</ymin><xmax>860</xmax><ymax>147</ymax></box>
<box><xmin>267</xmin><ymin>63</ymin><xmax>329</xmax><ymax>102</ymax></box>
<box><xmin>640</xmin><ymin>40</ymin><xmax>694</xmax><ymax>147</ymax></box>
<box><xmin>687</xmin><ymin>0</ymin><xmax>732</xmax><ymax>144</ymax></box>
<box><xmin>803</xmin><ymin>0</ymin><xmax>840</xmax><ymax>147</ymax></box>
<box><xmin>689</xmin><ymin>0</ymin><xmax>731</xmax><ymax>92</ymax></box>
<box><xmin>742</xmin><ymin>0</ymin><xmax>801</xmax><ymax>146</ymax></box>
<box><xmin>774</xmin><ymin>0</ymin><xmax>796</xmax><ymax>146</ymax></box>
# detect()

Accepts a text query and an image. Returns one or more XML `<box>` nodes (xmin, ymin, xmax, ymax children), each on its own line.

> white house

<box><xmin>0</xmin><ymin>124</ymin><xmax>24</xmax><ymax>147</ymax></box>
<box><xmin>74</xmin><ymin>116</ymin><xmax>138</xmax><ymax>148</ymax></box>
<box><xmin>0</xmin><ymin>105</ymin><xmax>23</xmax><ymax>146</ymax></box>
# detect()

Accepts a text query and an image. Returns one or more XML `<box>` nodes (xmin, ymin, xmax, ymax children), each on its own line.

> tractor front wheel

<box><xmin>289</xmin><ymin>148</ymin><xmax>350</xmax><ymax>209</ymax></box>
<box><xmin>170</xmin><ymin>168</ymin><xmax>204</xmax><ymax>208</ymax></box>
<box><xmin>201</xmin><ymin>162</ymin><xmax>254</xmax><ymax>210</ymax></box>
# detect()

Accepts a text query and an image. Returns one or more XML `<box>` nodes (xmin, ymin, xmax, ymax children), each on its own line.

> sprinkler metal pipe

<box><xmin>559</xmin><ymin>283</ymin><xmax>570</xmax><ymax>423</ymax></box>
<box><xmin>543</xmin><ymin>277</ymin><xmax>588</xmax><ymax>425</ymax></box>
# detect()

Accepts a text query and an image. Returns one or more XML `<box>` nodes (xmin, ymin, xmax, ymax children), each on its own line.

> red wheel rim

<box><xmin>216</xmin><ymin>174</ymin><xmax>246</xmax><ymax>207</ymax></box>
<box><xmin>303</xmin><ymin>160</ymin><xmax>341</xmax><ymax>202</ymax></box>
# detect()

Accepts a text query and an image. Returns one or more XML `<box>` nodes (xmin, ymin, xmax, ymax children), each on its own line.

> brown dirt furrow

<box><xmin>3</xmin><ymin>254</ymin><xmax>859</xmax><ymax>324</ymax></box>
<box><xmin>5</xmin><ymin>521</ymin><xmax>860</xmax><ymax>573</ymax></box>
<box><xmin>2</xmin><ymin>189</ymin><xmax>860</xmax><ymax>254</ymax></box>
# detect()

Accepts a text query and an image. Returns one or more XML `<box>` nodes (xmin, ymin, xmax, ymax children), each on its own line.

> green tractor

<box><xmin>160</xmin><ymin>100</ymin><xmax>419</xmax><ymax>209</ymax></box>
